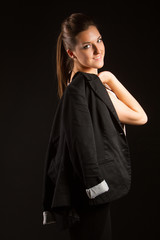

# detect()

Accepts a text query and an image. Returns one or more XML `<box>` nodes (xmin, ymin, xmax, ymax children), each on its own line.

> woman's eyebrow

<box><xmin>82</xmin><ymin>35</ymin><xmax>102</xmax><ymax>45</ymax></box>
<box><xmin>82</xmin><ymin>41</ymin><xmax>91</xmax><ymax>45</ymax></box>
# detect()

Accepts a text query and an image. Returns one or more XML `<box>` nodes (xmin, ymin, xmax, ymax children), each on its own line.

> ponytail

<box><xmin>56</xmin><ymin>32</ymin><xmax>73</xmax><ymax>99</ymax></box>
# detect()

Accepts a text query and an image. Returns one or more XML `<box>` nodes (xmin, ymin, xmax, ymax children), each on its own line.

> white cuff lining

<box><xmin>43</xmin><ymin>211</ymin><xmax>56</xmax><ymax>225</ymax></box>
<box><xmin>86</xmin><ymin>180</ymin><xmax>109</xmax><ymax>199</ymax></box>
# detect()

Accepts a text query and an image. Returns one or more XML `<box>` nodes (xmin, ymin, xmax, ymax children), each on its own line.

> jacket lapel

<box><xmin>83</xmin><ymin>72</ymin><xmax>123</xmax><ymax>131</ymax></box>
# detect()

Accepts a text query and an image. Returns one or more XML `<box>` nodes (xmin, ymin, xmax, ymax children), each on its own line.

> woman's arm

<box><xmin>98</xmin><ymin>71</ymin><xmax>148</xmax><ymax>125</ymax></box>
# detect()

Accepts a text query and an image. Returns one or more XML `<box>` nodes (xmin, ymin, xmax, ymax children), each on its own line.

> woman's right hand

<box><xmin>98</xmin><ymin>71</ymin><xmax>116</xmax><ymax>85</ymax></box>
<box><xmin>98</xmin><ymin>71</ymin><xmax>148</xmax><ymax>125</ymax></box>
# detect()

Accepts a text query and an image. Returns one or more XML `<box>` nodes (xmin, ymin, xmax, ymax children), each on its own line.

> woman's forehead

<box><xmin>75</xmin><ymin>26</ymin><xmax>101</xmax><ymax>44</ymax></box>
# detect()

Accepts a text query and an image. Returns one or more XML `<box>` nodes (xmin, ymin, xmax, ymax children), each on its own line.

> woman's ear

<box><xmin>67</xmin><ymin>49</ymin><xmax>76</xmax><ymax>59</ymax></box>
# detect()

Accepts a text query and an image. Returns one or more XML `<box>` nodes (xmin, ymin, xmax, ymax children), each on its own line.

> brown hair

<box><xmin>56</xmin><ymin>13</ymin><xmax>97</xmax><ymax>99</ymax></box>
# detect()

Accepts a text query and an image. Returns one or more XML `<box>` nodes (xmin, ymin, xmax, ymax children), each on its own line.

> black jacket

<box><xmin>42</xmin><ymin>72</ymin><xmax>131</xmax><ymax>228</ymax></box>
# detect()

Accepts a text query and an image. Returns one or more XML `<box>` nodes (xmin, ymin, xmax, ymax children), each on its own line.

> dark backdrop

<box><xmin>1</xmin><ymin>1</ymin><xmax>159</xmax><ymax>240</ymax></box>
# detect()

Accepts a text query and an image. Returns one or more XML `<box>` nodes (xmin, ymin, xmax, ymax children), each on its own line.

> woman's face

<box><xmin>68</xmin><ymin>25</ymin><xmax>105</xmax><ymax>74</ymax></box>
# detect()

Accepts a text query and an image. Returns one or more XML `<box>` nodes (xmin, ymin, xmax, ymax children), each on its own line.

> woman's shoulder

<box><xmin>64</xmin><ymin>72</ymin><xmax>87</xmax><ymax>99</ymax></box>
<box><xmin>68</xmin><ymin>71</ymin><xmax>96</xmax><ymax>85</ymax></box>
<box><xmin>66</xmin><ymin>72</ymin><xmax>88</xmax><ymax>90</ymax></box>
<box><xmin>67</xmin><ymin>72</ymin><xmax>84</xmax><ymax>86</ymax></box>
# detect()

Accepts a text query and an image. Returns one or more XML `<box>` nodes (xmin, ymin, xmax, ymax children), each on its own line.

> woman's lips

<box><xmin>94</xmin><ymin>55</ymin><xmax>102</xmax><ymax>60</ymax></box>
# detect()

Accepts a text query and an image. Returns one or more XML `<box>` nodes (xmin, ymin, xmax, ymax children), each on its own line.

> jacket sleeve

<box><xmin>63</xmin><ymin>87</ymin><xmax>109</xmax><ymax>199</ymax></box>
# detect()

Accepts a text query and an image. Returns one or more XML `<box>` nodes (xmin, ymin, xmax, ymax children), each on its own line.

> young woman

<box><xmin>42</xmin><ymin>13</ymin><xmax>148</xmax><ymax>240</ymax></box>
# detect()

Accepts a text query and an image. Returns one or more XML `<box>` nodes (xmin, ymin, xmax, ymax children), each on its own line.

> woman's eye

<box><xmin>97</xmin><ymin>37</ymin><xmax>102</xmax><ymax>43</ymax></box>
<box><xmin>83</xmin><ymin>44</ymin><xmax>91</xmax><ymax>49</ymax></box>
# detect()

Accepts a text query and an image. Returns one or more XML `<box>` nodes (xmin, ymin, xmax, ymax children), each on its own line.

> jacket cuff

<box><xmin>86</xmin><ymin>180</ymin><xmax>109</xmax><ymax>199</ymax></box>
<box><xmin>43</xmin><ymin>211</ymin><xmax>56</xmax><ymax>225</ymax></box>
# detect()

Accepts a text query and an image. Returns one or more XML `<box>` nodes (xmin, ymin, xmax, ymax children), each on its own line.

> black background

<box><xmin>1</xmin><ymin>1</ymin><xmax>159</xmax><ymax>240</ymax></box>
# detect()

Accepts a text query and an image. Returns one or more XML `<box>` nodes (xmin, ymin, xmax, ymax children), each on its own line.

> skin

<box><xmin>66</xmin><ymin>25</ymin><xmax>148</xmax><ymax>125</ymax></box>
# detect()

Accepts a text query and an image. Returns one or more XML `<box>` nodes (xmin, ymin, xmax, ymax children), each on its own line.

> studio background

<box><xmin>1</xmin><ymin>2</ymin><xmax>159</xmax><ymax>240</ymax></box>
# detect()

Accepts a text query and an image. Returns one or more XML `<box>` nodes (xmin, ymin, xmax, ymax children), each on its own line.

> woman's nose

<box><xmin>93</xmin><ymin>44</ymin><xmax>101</xmax><ymax>54</ymax></box>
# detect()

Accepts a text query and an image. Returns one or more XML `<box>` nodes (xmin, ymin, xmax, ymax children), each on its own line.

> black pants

<box><xmin>68</xmin><ymin>203</ymin><xmax>112</xmax><ymax>240</ymax></box>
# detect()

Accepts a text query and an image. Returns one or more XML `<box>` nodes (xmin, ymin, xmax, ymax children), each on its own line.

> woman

<box><xmin>42</xmin><ymin>13</ymin><xmax>148</xmax><ymax>240</ymax></box>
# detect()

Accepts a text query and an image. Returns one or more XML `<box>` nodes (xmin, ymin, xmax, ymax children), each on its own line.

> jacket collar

<box><xmin>81</xmin><ymin>72</ymin><xmax>124</xmax><ymax>131</ymax></box>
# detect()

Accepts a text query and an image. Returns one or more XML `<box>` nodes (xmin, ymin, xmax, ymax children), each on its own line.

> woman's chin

<box><xmin>94</xmin><ymin>61</ymin><xmax>104</xmax><ymax>69</ymax></box>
